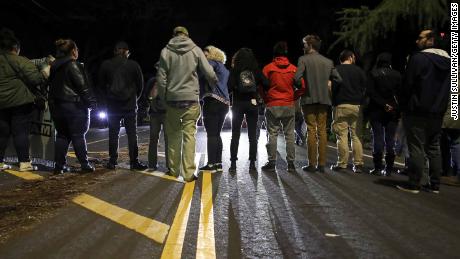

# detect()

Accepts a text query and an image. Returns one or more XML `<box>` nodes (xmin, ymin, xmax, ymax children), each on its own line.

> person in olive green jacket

<box><xmin>0</xmin><ymin>28</ymin><xmax>46</xmax><ymax>171</ymax></box>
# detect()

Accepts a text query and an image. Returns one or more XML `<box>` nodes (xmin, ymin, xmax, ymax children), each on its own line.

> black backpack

<box><xmin>107</xmin><ymin>60</ymin><xmax>131</xmax><ymax>100</ymax></box>
<box><xmin>237</xmin><ymin>70</ymin><xmax>257</xmax><ymax>93</ymax></box>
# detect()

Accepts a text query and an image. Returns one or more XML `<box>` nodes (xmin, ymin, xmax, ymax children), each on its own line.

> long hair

<box><xmin>232</xmin><ymin>47</ymin><xmax>259</xmax><ymax>75</ymax></box>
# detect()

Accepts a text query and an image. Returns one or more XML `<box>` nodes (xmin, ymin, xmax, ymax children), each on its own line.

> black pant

<box><xmin>369</xmin><ymin>111</ymin><xmax>397</xmax><ymax>169</ymax></box>
<box><xmin>203</xmin><ymin>98</ymin><xmax>229</xmax><ymax>164</ymax></box>
<box><xmin>403</xmin><ymin>114</ymin><xmax>443</xmax><ymax>187</ymax></box>
<box><xmin>0</xmin><ymin>103</ymin><xmax>34</xmax><ymax>163</ymax></box>
<box><xmin>230</xmin><ymin>100</ymin><xmax>258</xmax><ymax>161</ymax></box>
<box><xmin>50</xmin><ymin>102</ymin><xmax>90</xmax><ymax>168</ymax></box>
<box><xmin>108</xmin><ymin>108</ymin><xmax>138</xmax><ymax>164</ymax></box>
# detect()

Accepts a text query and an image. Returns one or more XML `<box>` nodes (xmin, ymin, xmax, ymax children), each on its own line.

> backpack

<box><xmin>107</xmin><ymin>60</ymin><xmax>131</xmax><ymax>100</ymax></box>
<box><xmin>237</xmin><ymin>70</ymin><xmax>257</xmax><ymax>93</ymax></box>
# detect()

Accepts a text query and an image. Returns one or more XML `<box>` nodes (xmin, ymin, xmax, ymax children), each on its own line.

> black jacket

<box><xmin>367</xmin><ymin>66</ymin><xmax>402</xmax><ymax>111</ymax></box>
<box><xmin>50</xmin><ymin>57</ymin><xmax>96</xmax><ymax>108</ymax></box>
<box><xmin>98</xmin><ymin>56</ymin><xmax>144</xmax><ymax>111</ymax></box>
<box><xmin>332</xmin><ymin>64</ymin><xmax>366</xmax><ymax>106</ymax></box>
<box><xmin>401</xmin><ymin>49</ymin><xmax>450</xmax><ymax>116</ymax></box>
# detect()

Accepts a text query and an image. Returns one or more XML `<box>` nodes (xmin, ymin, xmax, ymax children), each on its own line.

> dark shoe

<box><xmin>302</xmin><ymin>165</ymin><xmax>316</xmax><ymax>173</ymax></box>
<box><xmin>199</xmin><ymin>163</ymin><xmax>216</xmax><ymax>172</ymax></box>
<box><xmin>105</xmin><ymin>162</ymin><xmax>116</xmax><ymax>170</ymax></box>
<box><xmin>261</xmin><ymin>161</ymin><xmax>276</xmax><ymax>171</ymax></box>
<box><xmin>148</xmin><ymin>163</ymin><xmax>158</xmax><ymax>171</ymax></box>
<box><xmin>369</xmin><ymin>168</ymin><xmax>384</xmax><ymax>175</ymax></box>
<box><xmin>130</xmin><ymin>161</ymin><xmax>148</xmax><ymax>170</ymax></box>
<box><xmin>353</xmin><ymin>165</ymin><xmax>364</xmax><ymax>174</ymax></box>
<box><xmin>287</xmin><ymin>161</ymin><xmax>296</xmax><ymax>172</ymax></box>
<box><xmin>229</xmin><ymin>161</ymin><xmax>237</xmax><ymax>172</ymax></box>
<box><xmin>396</xmin><ymin>183</ymin><xmax>420</xmax><ymax>194</ymax></box>
<box><xmin>249</xmin><ymin>161</ymin><xmax>257</xmax><ymax>171</ymax></box>
<box><xmin>422</xmin><ymin>184</ymin><xmax>440</xmax><ymax>194</ymax></box>
<box><xmin>317</xmin><ymin>165</ymin><xmax>325</xmax><ymax>173</ymax></box>
<box><xmin>185</xmin><ymin>174</ymin><xmax>198</xmax><ymax>182</ymax></box>
<box><xmin>382</xmin><ymin>167</ymin><xmax>393</xmax><ymax>177</ymax></box>
<box><xmin>330</xmin><ymin>165</ymin><xmax>346</xmax><ymax>173</ymax></box>
<box><xmin>215</xmin><ymin>163</ymin><xmax>223</xmax><ymax>173</ymax></box>
<box><xmin>81</xmin><ymin>164</ymin><xmax>95</xmax><ymax>173</ymax></box>
<box><xmin>53</xmin><ymin>165</ymin><xmax>70</xmax><ymax>175</ymax></box>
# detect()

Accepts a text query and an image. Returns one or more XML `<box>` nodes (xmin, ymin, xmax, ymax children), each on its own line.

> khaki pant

<box><xmin>165</xmin><ymin>104</ymin><xmax>200</xmax><ymax>181</ymax></box>
<box><xmin>331</xmin><ymin>104</ymin><xmax>363</xmax><ymax>168</ymax></box>
<box><xmin>265</xmin><ymin>106</ymin><xmax>296</xmax><ymax>162</ymax></box>
<box><xmin>302</xmin><ymin>104</ymin><xmax>328</xmax><ymax>167</ymax></box>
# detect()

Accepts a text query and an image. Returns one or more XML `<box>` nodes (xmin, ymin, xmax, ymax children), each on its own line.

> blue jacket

<box><xmin>200</xmin><ymin>60</ymin><xmax>230</xmax><ymax>105</ymax></box>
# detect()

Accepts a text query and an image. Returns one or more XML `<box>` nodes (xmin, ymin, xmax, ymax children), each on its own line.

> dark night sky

<box><xmin>2</xmin><ymin>0</ymin><xmax>414</xmax><ymax>80</ymax></box>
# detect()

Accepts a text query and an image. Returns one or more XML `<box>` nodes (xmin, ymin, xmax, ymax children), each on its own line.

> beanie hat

<box><xmin>173</xmin><ymin>26</ymin><xmax>189</xmax><ymax>37</ymax></box>
<box><xmin>114</xmin><ymin>41</ymin><xmax>129</xmax><ymax>50</ymax></box>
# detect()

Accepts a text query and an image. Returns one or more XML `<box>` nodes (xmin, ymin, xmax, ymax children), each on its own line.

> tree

<box><xmin>329</xmin><ymin>0</ymin><xmax>448</xmax><ymax>54</ymax></box>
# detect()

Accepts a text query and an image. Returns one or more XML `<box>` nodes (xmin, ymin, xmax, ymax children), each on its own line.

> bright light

<box><xmin>98</xmin><ymin>111</ymin><xmax>107</xmax><ymax>119</ymax></box>
<box><xmin>228</xmin><ymin>111</ymin><xmax>232</xmax><ymax>120</ymax></box>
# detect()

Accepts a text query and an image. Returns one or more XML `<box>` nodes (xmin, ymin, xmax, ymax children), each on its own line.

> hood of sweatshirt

<box><xmin>166</xmin><ymin>36</ymin><xmax>196</xmax><ymax>54</ymax></box>
<box><xmin>273</xmin><ymin>56</ymin><xmax>290</xmax><ymax>68</ymax></box>
<box><xmin>421</xmin><ymin>48</ymin><xmax>450</xmax><ymax>72</ymax></box>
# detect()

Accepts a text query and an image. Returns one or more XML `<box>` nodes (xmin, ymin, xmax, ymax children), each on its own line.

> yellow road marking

<box><xmin>3</xmin><ymin>169</ymin><xmax>44</xmax><ymax>180</ymax></box>
<box><xmin>196</xmin><ymin>172</ymin><xmax>216</xmax><ymax>258</ymax></box>
<box><xmin>137</xmin><ymin>171</ymin><xmax>184</xmax><ymax>183</ymax></box>
<box><xmin>73</xmin><ymin>193</ymin><xmax>170</xmax><ymax>244</ymax></box>
<box><xmin>161</xmin><ymin>181</ymin><xmax>196</xmax><ymax>259</ymax></box>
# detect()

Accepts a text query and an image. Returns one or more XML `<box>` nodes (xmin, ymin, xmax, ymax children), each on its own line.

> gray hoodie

<box><xmin>157</xmin><ymin>35</ymin><xmax>217</xmax><ymax>102</ymax></box>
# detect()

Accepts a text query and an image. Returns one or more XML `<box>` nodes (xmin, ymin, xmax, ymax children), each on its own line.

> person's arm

<box><xmin>156</xmin><ymin>49</ymin><xmax>169</xmax><ymax>101</ymax></box>
<box><xmin>69</xmin><ymin>62</ymin><xmax>97</xmax><ymax>109</ymax></box>
<box><xmin>197</xmin><ymin>48</ymin><xmax>218</xmax><ymax>86</ymax></box>
<box><xmin>134</xmin><ymin>62</ymin><xmax>144</xmax><ymax>98</ymax></box>
<box><xmin>400</xmin><ymin>54</ymin><xmax>423</xmax><ymax>111</ymax></box>
<box><xmin>367</xmin><ymin>73</ymin><xmax>386</xmax><ymax>107</ymax></box>
<box><xmin>16</xmin><ymin>56</ymin><xmax>46</xmax><ymax>86</ymax></box>
<box><xmin>294</xmin><ymin>57</ymin><xmax>305</xmax><ymax>88</ymax></box>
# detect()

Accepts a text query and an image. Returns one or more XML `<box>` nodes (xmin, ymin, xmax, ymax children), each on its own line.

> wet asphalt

<box><xmin>0</xmin><ymin>126</ymin><xmax>459</xmax><ymax>258</ymax></box>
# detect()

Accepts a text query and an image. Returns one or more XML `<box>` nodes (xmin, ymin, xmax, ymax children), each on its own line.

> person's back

<box><xmin>263</xmin><ymin>56</ymin><xmax>296</xmax><ymax>107</ymax></box>
<box><xmin>333</xmin><ymin>63</ymin><xmax>366</xmax><ymax>106</ymax></box>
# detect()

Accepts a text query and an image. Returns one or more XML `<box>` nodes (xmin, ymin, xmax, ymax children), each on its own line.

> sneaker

<box><xmin>130</xmin><ymin>161</ymin><xmax>148</xmax><ymax>171</ymax></box>
<box><xmin>353</xmin><ymin>165</ymin><xmax>364</xmax><ymax>174</ymax></box>
<box><xmin>19</xmin><ymin>162</ymin><xmax>37</xmax><ymax>172</ymax></box>
<box><xmin>199</xmin><ymin>163</ymin><xmax>216</xmax><ymax>172</ymax></box>
<box><xmin>422</xmin><ymin>184</ymin><xmax>440</xmax><ymax>194</ymax></box>
<box><xmin>249</xmin><ymin>161</ymin><xmax>257</xmax><ymax>171</ymax></box>
<box><xmin>330</xmin><ymin>165</ymin><xmax>346</xmax><ymax>173</ymax></box>
<box><xmin>302</xmin><ymin>165</ymin><xmax>316</xmax><ymax>173</ymax></box>
<box><xmin>81</xmin><ymin>164</ymin><xmax>95</xmax><ymax>173</ymax></box>
<box><xmin>261</xmin><ymin>161</ymin><xmax>276</xmax><ymax>171</ymax></box>
<box><xmin>229</xmin><ymin>161</ymin><xmax>237</xmax><ymax>172</ymax></box>
<box><xmin>185</xmin><ymin>174</ymin><xmax>198</xmax><ymax>182</ymax></box>
<box><xmin>396</xmin><ymin>183</ymin><xmax>420</xmax><ymax>194</ymax></box>
<box><xmin>214</xmin><ymin>163</ymin><xmax>223</xmax><ymax>172</ymax></box>
<box><xmin>54</xmin><ymin>165</ymin><xmax>71</xmax><ymax>175</ymax></box>
<box><xmin>0</xmin><ymin>162</ymin><xmax>11</xmax><ymax>170</ymax></box>
<box><xmin>287</xmin><ymin>161</ymin><xmax>296</xmax><ymax>172</ymax></box>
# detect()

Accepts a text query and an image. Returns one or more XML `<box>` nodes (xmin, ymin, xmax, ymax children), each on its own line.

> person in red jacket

<box><xmin>261</xmin><ymin>41</ymin><xmax>303</xmax><ymax>172</ymax></box>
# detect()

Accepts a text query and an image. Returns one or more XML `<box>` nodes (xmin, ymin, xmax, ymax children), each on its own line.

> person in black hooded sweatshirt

<box><xmin>367</xmin><ymin>53</ymin><xmax>402</xmax><ymax>176</ymax></box>
<box><xmin>396</xmin><ymin>30</ymin><xmax>450</xmax><ymax>194</ymax></box>
<box><xmin>228</xmin><ymin>48</ymin><xmax>269</xmax><ymax>172</ymax></box>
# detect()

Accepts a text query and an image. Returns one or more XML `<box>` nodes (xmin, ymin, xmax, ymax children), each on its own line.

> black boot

<box><xmin>370</xmin><ymin>152</ymin><xmax>383</xmax><ymax>175</ymax></box>
<box><xmin>229</xmin><ymin>160</ymin><xmax>237</xmax><ymax>172</ymax></box>
<box><xmin>249</xmin><ymin>160</ymin><xmax>257</xmax><ymax>171</ymax></box>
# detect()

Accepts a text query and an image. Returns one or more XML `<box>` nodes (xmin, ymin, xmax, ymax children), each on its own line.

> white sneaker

<box><xmin>19</xmin><ymin>162</ymin><xmax>37</xmax><ymax>172</ymax></box>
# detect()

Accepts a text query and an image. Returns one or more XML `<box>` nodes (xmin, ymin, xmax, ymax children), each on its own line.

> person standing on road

<box><xmin>198</xmin><ymin>45</ymin><xmax>230</xmax><ymax>173</ymax></box>
<box><xmin>397</xmin><ymin>30</ymin><xmax>450</xmax><ymax>194</ymax></box>
<box><xmin>0</xmin><ymin>28</ymin><xmax>47</xmax><ymax>171</ymax></box>
<box><xmin>330</xmin><ymin>50</ymin><xmax>366</xmax><ymax>174</ymax></box>
<box><xmin>294</xmin><ymin>34</ymin><xmax>341</xmax><ymax>173</ymax></box>
<box><xmin>228</xmin><ymin>48</ymin><xmax>269</xmax><ymax>172</ymax></box>
<box><xmin>260</xmin><ymin>41</ymin><xmax>298</xmax><ymax>172</ymax></box>
<box><xmin>49</xmin><ymin>39</ymin><xmax>97</xmax><ymax>174</ymax></box>
<box><xmin>157</xmin><ymin>26</ymin><xmax>217</xmax><ymax>182</ymax></box>
<box><xmin>98</xmin><ymin>41</ymin><xmax>147</xmax><ymax>171</ymax></box>
<box><xmin>367</xmin><ymin>53</ymin><xmax>402</xmax><ymax>176</ymax></box>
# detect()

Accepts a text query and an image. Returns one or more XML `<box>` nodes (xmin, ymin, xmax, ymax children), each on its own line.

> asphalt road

<box><xmin>1</xmin><ymin>126</ymin><xmax>459</xmax><ymax>258</ymax></box>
